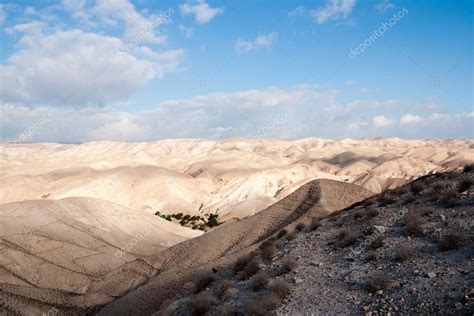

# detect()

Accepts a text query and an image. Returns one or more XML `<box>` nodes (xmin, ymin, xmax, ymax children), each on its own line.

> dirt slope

<box><xmin>96</xmin><ymin>179</ymin><xmax>372</xmax><ymax>315</ymax></box>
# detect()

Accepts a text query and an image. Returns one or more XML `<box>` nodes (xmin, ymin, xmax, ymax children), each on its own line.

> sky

<box><xmin>0</xmin><ymin>0</ymin><xmax>472</xmax><ymax>143</ymax></box>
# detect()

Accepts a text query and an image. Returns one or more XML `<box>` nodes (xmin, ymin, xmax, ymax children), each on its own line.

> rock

<box><xmin>376</xmin><ymin>290</ymin><xmax>384</xmax><ymax>295</ymax></box>
<box><xmin>373</xmin><ymin>226</ymin><xmax>387</xmax><ymax>234</ymax></box>
<box><xmin>294</xmin><ymin>277</ymin><xmax>304</xmax><ymax>284</ymax></box>
<box><xmin>440</xmin><ymin>214</ymin><xmax>446</xmax><ymax>222</ymax></box>
<box><xmin>427</xmin><ymin>272</ymin><xmax>437</xmax><ymax>279</ymax></box>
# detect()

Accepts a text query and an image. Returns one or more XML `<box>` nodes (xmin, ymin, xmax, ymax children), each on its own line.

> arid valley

<box><xmin>0</xmin><ymin>138</ymin><xmax>473</xmax><ymax>315</ymax></box>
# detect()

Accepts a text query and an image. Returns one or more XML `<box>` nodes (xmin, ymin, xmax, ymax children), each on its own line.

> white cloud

<box><xmin>400</xmin><ymin>114</ymin><xmax>424</xmax><ymax>125</ymax></box>
<box><xmin>288</xmin><ymin>6</ymin><xmax>306</xmax><ymax>18</ymax></box>
<box><xmin>312</xmin><ymin>0</ymin><xmax>356</xmax><ymax>24</ymax></box>
<box><xmin>373</xmin><ymin>115</ymin><xmax>395</xmax><ymax>128</ymax></box>
<box><xmin>375</xmin><ymin>0</ymin><xmax>395</xmax><ymax>13</ymax></box>
<box><xmin>179</xmin><ymin>1</ymin><xmax>223</xmax><ymax>24</ymax></box>
<box><xmin>2</xmin><ymin>85</ymin><xmax>472</xmax><ymax>142</ymax></box>
<box><xmin>235</xmin><ymin>32</ymin><xmax>278</xmax><ymax>54</ymax></box>
<box><xmin>178</xmin><ymin>24</ymin><xmax>194</xmax><ymax>38</ymax></box>
<box><xmin>0</xmin><ymin>28</ymin><xmax>183</xmax><ymax>106</ymax></box>
<box><xmin>92</xmin><ymin>0</ymin><xmax>168</xmax><ymax>45</ymax></box>
<box><xmin>344</xmin><ymin>79</ymin><xmax>357</xmax><ymax>86</ymax></box>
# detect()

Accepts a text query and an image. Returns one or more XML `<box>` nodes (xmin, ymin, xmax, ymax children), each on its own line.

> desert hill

<box><xmin>132</xmin><ymin>167</ymin><xmax>473</xmax><ymax>316</ymax></box>
<box><xmin>1</xmin><ymin>138</ymin><xmax>472</xmax><ymax>221</ymax></box>
<box><xmin>0</xmin><ymin>178</ymin><xmax>371</xmax><ymax>315</ymax></box>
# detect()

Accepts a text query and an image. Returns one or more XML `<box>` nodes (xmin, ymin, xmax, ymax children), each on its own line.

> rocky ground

<box><xmin>155</xmin><ymin>166</ymin><xmax>473</xmax><ymax>316</ymax></box>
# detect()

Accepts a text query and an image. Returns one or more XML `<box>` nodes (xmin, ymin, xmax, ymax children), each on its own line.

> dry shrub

<box><xmin>246</xmin><ymin>293</ymin><xmax>281</xmax><ymax>316</ymax></box>
<box><xmin>286</xmin><ymin>231</ymin><xmax>297</xmax><ymax>241</ymax></box>
<box><xmin>270</xmin><ymin>279</ymin><xmax>291</xmax><ymax>299</ymax></box>
<box><xmin>419</xmin><ymin>208</ymin><xmax>434</xmax><ymax>217</ymax></box>
<box><xmin>240</xmin><ymin>257</ymin><xmax>262</xmax><ymax>280</ymax></box>
<box><xmin>309</xmin><ymin>217</ymin><xmax>321</xmax><ymax>230</ymax></box>
<box><xmin>364</xmin><ymin>208</ymin><xmax>379</xmax><ymax>219</ymax></box>
<box><xmin>195</xmin><ymin>272</ymin><xmax>215</xmax><ymax>293</ymax></box>
<box><xmin>393</xmin><ymin>186</ymin><xmax>409</xmax><ymax>196</ymax></box>
<box><xmin>410</xmin><ymin>183</ymin><xmax>425</xmax><ymax>195</ymax></box>
<box><xmin>259</xmin><ymin>240</ymin><xmax>277</xmax><ymax>260</ymax></box>
<box><xmin>337</xmin><ymin>230</ymin><xmax>360</xmax><ymax>248</ymax></box>
<box><xmin>189</xmin><ymin>292</ymin><xmax>217</xmax><ymax>316</ymax></box>
<box><xmin>369</xmin><ymin>237</ymin><xmax>384</xmax><ymax>250</ymax></box>
<box><xmin>217</xmin><ymin>279</ymin><xmax>233</xmax><ymax>297</ymax></box>
<box><xmin>250</xmin><ymin>272</ymin><xmax>269</xmax><ymax>291</ymax></box>
<box><xmin>365</xmin><ymin>251</ymin><xmax>377</xmax><ymax>262</ymax></box>
<box><xmin>402</xmin><ymin>195</ymin><xmax>415</xmax><ymax>205</ymax></box>
<box><xmin>281</xmin><ymin>258</ymin><xmax>297</xmax><ymax>274</ymax></box>
<box><xmin>458</xmin><ymin>178</ymin><xmax>473</xmax><ymax>192</ymax></box>
<box><xmin>295</xmin><ymin>222</ymin><xmax>306</xmax><ymax>232</ymax></box>
<box><xmin>438</xmin><ymin>232</ymin><xmax>469</xmax><ymax>251</ymax></box>
<box><xmin>277</xmin><ymin>229</ymin><xmax>288</xmax><ymax>239</ymax></box>
<box><xmin>234</xmin><ymin>254</ymin><xmax>253</xmax><ymax>274</ymax></box>
<box><xmin>366</xmin><ymin>272</ymin><xmax>392</xmax><ymax>293</ymax></box>
<box><xmin>431</xmin><ymin>182</ymin><xmax>445</xmax><ymax>195</ymax></box>
<box><xmin>439</xmin><ymin>190</ymin><xmax>461</xmax><ymax>207</ymax></box>
<box><xmin>463</xmin><ymin>164</ymin><xmax>474</xmax><ymax>173</ymax></box>
<box><xmin>378</xmin><ymin>195</ymin><xmax>396</xmax><ymax>206</ymax></box>
<box><xmin>405</xmin><ymin>213</ymin><xmax>423</xmax><ymax>237</ymax></box>
<box><xmin>353</xmin><ymin>211</ymin><xmax>364</xmax><ymax>220</ymax></box>
<box><xmin>394</xmin><ymin>245</ymin><xmax>413</xmax><ymax>262</ymax></box>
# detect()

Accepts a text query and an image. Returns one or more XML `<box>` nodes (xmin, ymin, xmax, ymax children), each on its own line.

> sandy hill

<box><xmin>1</xmin><ymin>138</ymin><xmax>472</xmax><ymax>221</ymax></box>
<box><xmin>0</xmin><ymin>178</ymin><xmax>371</xmax><ymax>315</ymax></box>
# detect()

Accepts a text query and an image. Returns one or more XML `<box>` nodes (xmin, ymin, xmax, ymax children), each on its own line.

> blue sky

<box><xmin>0</xmin><ymin>0</ymin><xmax>472</xmax><ymax>142</ymax></box>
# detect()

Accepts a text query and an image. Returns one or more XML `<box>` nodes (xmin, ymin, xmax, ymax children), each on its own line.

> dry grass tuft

<box><xmin>234</xmin><ymin>254</ymin><xmax>253</xmax><ymax>274</ymax></box>
<box><xmin>337</xmin><ymin>230</ymin><xmax>360</xmax><ymax>248</ymax></box>
<box><xmin>240</xmin><ymin>256</ymin><xmax>262</xmax><ymax>280</ymax></box>
<box><xmin>394</xmin><ymin>245</ymin><xmax>414</xmax><ymax>262</ymax></box>
<box><xmin>365</xmin><ymin>251</ymin><xmax>377</xmax><ymax>262</ymax></box>
<box><xmin>438</xmin><ymin>190</ymin><xmax>461</xmax><ymax>207</ymax></box>
<box><xmin>463</xmin><ymin>164</ymin><xmax>474</xmax><ymax>173</ymax></box>
<box><xmin>286</xmin><ymin>231</ymin><xmax>297</xmax><ymax>241</ymax></box>
<box><xmin>277</xmin><ymin>229</ymin><xmax>288</xmax><ymax>239</ymax></box>
<box><xmin>309</xmin><ymin>217</ymin><xmax>321</xmax><ymax>230</ymax></box>
<box><xmin>410</xmin><ymin>182</ymin><xmax>425</xmax><ymax>195</ymax></box>
<box><xmin>405</xmin><ymin>213</ymin><xmax>423</xmax><ymax>236</ymax></box>
<box><xmin>438</xmin><ymin>232</ymin><xmax>469</xmax><ymax>251</ymax></box>
<box><xmin>295</xmin><ymin>222</ymin><xmax>306</xmax><ymax>232</ymax></box>
<box><xmin>259</xmin><ymin>240</ymin><xmax>277</xmax><ymax>260</ymax></box>
<box><xmin>366</xmin><ymin>272</ymin><xmax>392</xmax><ymax>293</ymax></box>
<box><xmin>217</xmin><ymin>279</ymin><xmax>233</xmax><ymax>297</ymax></box>
<box><xmin>195</xmin><ymin>272</ymin><xmax>215</xmax><ymax>293</ymax></box>
<box><xmin>250</xmin><ymin>272</ymin><xmax>269</xmax><ymax>291</ymax></box>
<box><xmin>270</xmin><ymin>279</ymin><xmax>291</xmax><ymax>299</ymax></box>
<box><xmin>246</xmin><ymin>293</ymin><xmax>281</xmax><ymax>316</ymax></box>
<box><xmin>369</xmin><ymin>237</ymin><xmax>384</xmax><ymax>250</ymax></box>
<box><xmin>281</xmin><ymin>258</ymin><xmax>297</xmax><ymax>274</ymax></box>
<box><xmin>458</xmin><ymin>178</ymin><xmax>473</xmax><ymax>192</ymax></box>
<box><xmin>189</xmin><ymin>292</ymin><xmax>217</xmax><ymax>316</ymax></box>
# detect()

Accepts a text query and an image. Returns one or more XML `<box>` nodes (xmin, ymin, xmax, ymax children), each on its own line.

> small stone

<box><xmin>294</xmin><ymin>277</ymin><xmax>304</xmax><ymax>284</ymax></box>
<box><xmin>427</xmin><ymin>272</ymin><xmax>437</xmax><ymax>279</ymax></box>
<box><xmin>376</xmin><ymin>290</ymin><xmax>384</xmax><ymax>295</ymax></box>
<box><xmin>365</xmin><ymin>312</ymin><xmax>372</xmax><ymax>316</ymax></box>
<box><xmin>440</xmin><ymin>214</ymin><xmax>446</xmax><ymax>221</ymax></box>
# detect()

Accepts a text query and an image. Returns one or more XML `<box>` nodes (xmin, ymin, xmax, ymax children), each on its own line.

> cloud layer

<box><xmin>3</xmin><ymin>85</ymin><xmax>472</xmax><ymax>143</ymax></box>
